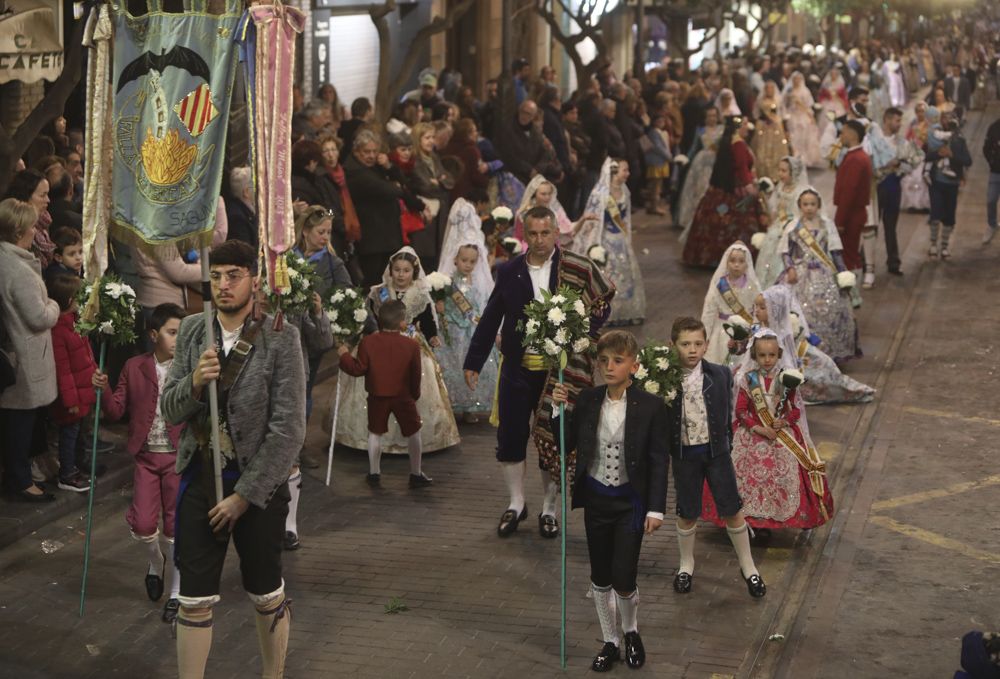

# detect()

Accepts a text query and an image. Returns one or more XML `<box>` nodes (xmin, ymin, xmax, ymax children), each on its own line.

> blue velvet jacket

<box><xmin>667</xmin><ymin>359</ymin><xmax>734</xmax><ymax>460</ymax></box>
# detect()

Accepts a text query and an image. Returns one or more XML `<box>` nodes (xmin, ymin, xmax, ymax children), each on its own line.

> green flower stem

<box><xmin>79</xmin><ymin>340</ymin><xmax>106</xmax><ymax>617</ymax></box>
<box><xmin>558</xmin><ymin>365</ymin><xmax>567</xmax><ymax>670</ymax></box>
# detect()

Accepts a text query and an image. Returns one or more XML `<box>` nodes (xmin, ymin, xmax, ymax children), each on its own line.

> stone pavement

<box><xmin>1</xmin><ymin>105</ymin><xmax>995</xmax><ymax>679</ymax></box>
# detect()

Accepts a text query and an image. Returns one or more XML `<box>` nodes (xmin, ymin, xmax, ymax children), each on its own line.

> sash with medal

<box><xmin>717</xmin><ymin>277</ymin><xmax>754</xmax><ymax>324</ymax></box>
<box><xmin>793</xmin><ymin>221</ymin><xmax>837</xmax><ymax>272</ymax></box>
<box><xmin>746</xmin><ymin>371</ymin><xmax>828</xmax><ymax>514</ymax></box>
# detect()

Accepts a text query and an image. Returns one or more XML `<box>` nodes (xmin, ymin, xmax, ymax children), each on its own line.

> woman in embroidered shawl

<box><xmin>335</xmin><ymin>246</ymin><xmax>460</xmax><ymax>453</ymax></box>
<box><xmin>780</xmin><ymin>188</ymin><xmax>859</xmax><ymax>363</ymax></box>
<box><xmin>681</xmin><ymin>115</ymin><xmax>768</xmax><ymax>269</ymax></box>
<box><xmin>677</xmin><ymin>106</ymin><xmax>722</xmax><ymax>241</ymax></box>
<box><xmin>782</xmin><ymin>72</ymin><xmax>824</xmax><ymax>168</ymax></box>
<box><xmin>575</xmin><ymin>157</ymin><xmax>646</xmax><ymax>325</ymax></box>
<box><xmin>701</xmin><ymin>241</ymin><xmax>760</xmax><ymax>367</ymax></box>
<box><xmin>701</xmin><ymin>325</ymin><xmax>834</xmax><ymax>530</ymax></box>
<box><xmin>900</xmin><ymin>103</ymin><xmax>933</xmax><ymax>211</ymax></box>
<box><xmin>756</xmin><ymin>156</ymin><xmax>810</xmax><ymax>288</ymax></box>
<box><xmin>750</xmin><ymin>80</ymin><xmax>790</xmax><ymax>182</ymax></box>
<box><xmin>434</xmin><ymin>198</ymin><xmax>499</xmax><ymax>420</ymax></box>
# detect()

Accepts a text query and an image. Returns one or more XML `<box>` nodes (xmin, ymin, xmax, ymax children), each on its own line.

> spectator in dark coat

<box><xmin>344</xmin><ymin>129</ymin><xmax>425</xmax><ymax>286</ymax></box>
<box><xmin>225</xmin><ymin>166</ymin><xmax>259</xmax><ymax>254</ymax></box>
<box><xmin>339</xmin><ymin>97</ymin><xmax>375</xmax><ymax>157</ymax></box>
<box><xmin>539</xmin><ymin>87</ymin><xmax>571</xmax><ymax>178</ymax></box>
<box><xmin>45</xmin><ymin>165</ymin><xmax>81</xmax><ymax>232</ymax></box>
<box><xmin>497</xmin><ymin>100</ymin><xmax>564</xmax><ymax>186</ymax></box>
<box><xmin>442</xmin><ymin>118</ymin><xmax>489</xmax><ymax>201</ymax></box>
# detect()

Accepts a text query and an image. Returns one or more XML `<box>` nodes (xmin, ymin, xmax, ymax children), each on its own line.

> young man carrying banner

<box><xmin>162</xmin><ymin>241</ymin><xmax>305</xmax><ymax>679</ymax></box>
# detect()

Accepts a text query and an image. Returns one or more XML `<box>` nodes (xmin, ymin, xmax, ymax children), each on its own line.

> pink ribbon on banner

<box><xmin>250</xmin><ymin>3</ymin><xmax>304</xmax><ymax>292</ymax></box>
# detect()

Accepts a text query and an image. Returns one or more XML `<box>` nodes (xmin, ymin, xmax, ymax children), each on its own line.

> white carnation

<box><xmin>329</xmin><ymin>310</ymin><xmax>339</xmax><ymax>322</ymax></box>
<box><xmin>331</xmin><ymin>323</ymin><xmax>344</xmax><ymax>334</ymax></box>
<box><xmin>673</xmin><ymin>154</ymin><xmax>690</xmax><ymax>166</ymax></box>
<box><xmin>105</xmin><ymin>282</ymin><xmax>123</xmax><ymax>300</ymax></box>
<box><xmin>120</xmin><ymin>283</ymin><xmax>136</xmax><ymax>298</ymax></box>
<box><xmin>547</xmin><ymin>308</ymin><xmax>566</xmax><ymax>325</ymax></box>
<box><xmin>643</xmin><ymin>381</ymin><xmax>660</xmax><ymax>395</ymax></box>
<box><xmin>573</xmin><ymin>300</ymin><xmax>586</xmax><ymax>316</ymax></box>
<box><xmin>554</xmin><ymin>328</ymin><xmax>568</xmax><ymax>345</ymax></box>
<box><xmin>287</xmin><ymin>267</ymin><xmax>299</xmax><ymax>279</ymax></box>
<box><xmin>345</xmin><ymin>288</ymin><xmax>357</xmax><ymax>298</ymax></box>
<box><xmin>99</xmin><ymin>320</ymin><xmax>114</xmax><ymax>335</ymax></box>
<box><xmin>525</xmin><ymin>319</ymin><xmax>539</xmax><ymax>336</ymax></box>
<box><xmin>491</xmin><ymin>206</ymin><xmax>513</xmax><ymax>221</ymax></box>
<box><xmin>635</xmin><ymin>365</ymin><xmax>648</xmax><ymax>380</ymax></box>
<box><xmin>301</xmin><ymin>278</ymin><xmax>311</xmax><ymax>289</ymax></box>
<box><xmin>656</xmin><ymin>358</ymin><xmax>669</xmax><ymax>370</ymax></box>
<box><xmin>353</xmin><ymin>309</ymin><xmax>368</xmax><ymax>323</ymax></box>
<box><xmin>543</xmin><ymin>338</ymin><xmax>560</xmax><ymax>356</ymax></box>
<box><xmin>750</xmin><ymin>232</ymin><xmax>766</xmax><ymax>250</ymax></box>
<box><xmin>550</xmin><ymin>294</ymin><xmax>566</xmax><ymax>304</ymax></box>
<box><xmin>331</xmin><ymin>291</ymin><xmax>345</xmax><ymax>304</ymax></box>
<box><xmin>572</xmin><ymin>337</ymin><xmax>590</xmax><ymax>353</ymax></box>
<box><xmin>664</xmin><ymin>388</ymin><xmax>678</xmax><ymax>402</ymax></box>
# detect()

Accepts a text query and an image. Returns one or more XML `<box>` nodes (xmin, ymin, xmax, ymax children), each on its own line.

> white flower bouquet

<box><xmin>324</xmin><ymin>286</ymin><xmax>368</xmax><ymax>340</ymax></box>
<box><xmin>491</xmin><ymin>206</ymin><xmax>514</xmax><ymax>224</ymax></box>
<box><xmin>758</xmin><ymin>177</ymin><xmax>775</xmax><ymax>194</ymax></box>
<box><xmin>634</xmin><ymin>344</ymin><xmax>682</xmax><ymax>405</ymax></box>
<box><xmin>75</xmin><ymin>274</ymin><xmax>138</xmax><ymax>347</ymax></box>
<box><xmin>673</xmin><ymin>154</ymin><xmax>690</xmax><ymax>166</ymax></box>
<box><xmin>587</xmin><ymin>244</ymin><xmax>608</xmax><ymax>267</ymax></box>
<box><xmin>723</xmin><ymin>315</ymin><xmax>752</xmax><ymax>342</ymax></box>
<box><xmin>501</xmin><ymin>237</ymin><xmax>523</xmax><ymax>256</ymax></box>
<box><xmin>518</xmin><ymin>286</ymin><xmax>591</xmax><ymax>370</ymax></box>
<box><xmin>777</xmin><ymin>368</ymin><xmax>805</xmax><ymax>413</ymax></box>
<box><xmin>836</xmin><ymin>271</ymin><xmax>856</xmax><ymax>290</ymax></box>
<box><xmin>264</xmin><ymin>253</ymin><xmax>321</xmax><ymax>318</ymax></box>
<box><xmin>750</xmin><ymin>231</ymin><xmax>766</xmax><ymax>250</ymax></box>
<box><xmin>425</xmin><ymin>271</ymin><xmax>453</xmax><ymax>304</ymax></box>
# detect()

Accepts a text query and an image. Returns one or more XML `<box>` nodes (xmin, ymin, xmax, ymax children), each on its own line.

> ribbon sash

<box><xmin>450</xmin><ymin>287</ymin><xmax>474</xmax><ymax>319</ymax></box>
<box><xmin>794</xmin><ymin>222</ymin><xmax>837</xmax><ymax>272</ymax></box>
<box><xmin>717</xmin><ymin>277</ymin><xmax>754</xmax><ymax>324</ymax></box>
<box><xmin>747</xmin><ymin>372</ymin><xmax>828</xmax><ymax>500</ymax></box>
<box><xmin>605</xmin><ymin>196</ymin><xmax>628</xmax><ymax>234</ymax></box>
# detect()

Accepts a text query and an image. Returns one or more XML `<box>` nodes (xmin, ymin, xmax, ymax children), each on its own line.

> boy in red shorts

<box><xmin>337</xmin><ymin>299</ymin><xmax>429</xmax><ymax>488</ymax></box>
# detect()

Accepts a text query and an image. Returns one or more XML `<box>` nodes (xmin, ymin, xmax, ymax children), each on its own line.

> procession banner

<box><xmin>110</xmin><ymin>0</ymin><xmax>241</xmax><ymax>254</ymax></box>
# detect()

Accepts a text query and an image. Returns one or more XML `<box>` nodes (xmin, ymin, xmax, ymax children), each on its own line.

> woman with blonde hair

<box><xmin>409</xmin><ymin>121</ymin><xmax>454</xmax><ymax>269</ymax></box>
<box><xmin>0</xmin><ymin>198</ymin><xmax>60</xmax><ymax>502</ymax></box>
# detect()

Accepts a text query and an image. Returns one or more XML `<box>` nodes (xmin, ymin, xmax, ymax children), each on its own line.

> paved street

<box><xmin>0</xmin><ymin>104</ymin><xmax>997</xmax><ymax>679</ymax></box>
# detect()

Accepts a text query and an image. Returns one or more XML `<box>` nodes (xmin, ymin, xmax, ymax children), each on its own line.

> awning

<box><xmin>0</xmin><ymin>2</ymin><xmax>64</xmax><ymax>85</ymax></box>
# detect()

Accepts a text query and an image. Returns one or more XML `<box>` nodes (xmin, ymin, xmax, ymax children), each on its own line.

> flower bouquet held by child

<box><xmin>701</xmin><ymin>329</ymin><xmax>834</xmax><ymax>530</ymax></box>
<box><xmin>435</xmin><ymin>199</ymin><xmax>499</xmax><ymax>421</ymax></box>
<box><xmin>335</xmin><ymin>246</ymin><xmax>459</xmax><ymax>453</ymax></box>
<box><xmin>701</xmin><ymin>242</ymin><xmax>761</xmax><ymax>367</ymax></box>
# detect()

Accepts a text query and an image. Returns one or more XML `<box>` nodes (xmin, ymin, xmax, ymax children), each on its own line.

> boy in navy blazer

<box><xmin>668</xmin><ymin>317</ymin><xmax>766</xmax><ymax>599</ymax></box>
<box><xmin>552</xmin><ymin>330</ymin><xmax>669</xmax><ymax>672</ymax></box>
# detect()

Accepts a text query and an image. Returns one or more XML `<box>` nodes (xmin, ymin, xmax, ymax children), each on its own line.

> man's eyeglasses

<box><xmin>209</xmin><ymin>270</ymin><xmax>253</xmax><ymax>285</ymax></box>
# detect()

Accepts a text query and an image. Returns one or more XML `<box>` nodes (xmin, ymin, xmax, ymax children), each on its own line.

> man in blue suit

<box><xmin>464</xmin><ymin>206</ymin><xmax>612</xmax><ymax>539</ymax></box>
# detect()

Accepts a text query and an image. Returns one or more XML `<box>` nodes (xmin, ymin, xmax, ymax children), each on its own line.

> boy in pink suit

<box><xmin>93</xmin><ymin>303</ymin><xmax>186</xmax><ymax>624</ymax></box>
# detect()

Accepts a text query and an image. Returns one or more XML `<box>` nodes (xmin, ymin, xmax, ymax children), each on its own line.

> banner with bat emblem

<box><xmin>110</xmin><ymin>0</ymin><xmax>241</xmax><ymax>252</ymax></box>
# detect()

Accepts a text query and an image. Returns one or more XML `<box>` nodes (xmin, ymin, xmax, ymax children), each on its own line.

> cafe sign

<box><xmin>0</xmin><ymin>1</ymin><xmax>64</xmax><ymax>85</ymax></box>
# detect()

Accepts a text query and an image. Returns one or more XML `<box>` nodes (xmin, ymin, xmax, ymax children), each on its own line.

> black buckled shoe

<box><xmin>497</xmin><ymin>505</ymin><xmax>528</xmax><ymax>537</ymax></box>
<box><xmin>591</xmin><ymin>641</ymin><xmax>620</xmax><ymax>672</ymax></box>
<box><xmin>623</xmin><ymin>631</ymin><xmax>645</xmax><ymax>669</ymax></box>
<box><xmin>365</xmin><ymin>473</ymin><xmax>381</xmax><ymax>487</ymax></box>
<box><xmin>145</xmin><ymin>557</ymin><xmax>165</xmax><ymax>602</ymax></box>
<box><xmin>673</xmin><ymin>571</ymin><xmax>693</xmax><ymax>594</ymax></box>
<box><xmin>538</xmin><ymin>513</ymin><xmax>559</xmax><ymax>539</ymax></box>
<box><xmin>408</xmin><ymin>472</ymin><xmax>433</xmax><ymax>488</ymax></box>
<box><xmin>742</xmin><ymin>570</ymin><xmax>767</xmax><ymax>598</ymax></box>
<box><xmin>283</xmin><ymin>531</ymin><xmax>300</xmax><ymax>551</ymax></box>
<box><xmin>162</xmin><ymin>598</ymin><xmax>180</xmax><ymax>624</ymax></box>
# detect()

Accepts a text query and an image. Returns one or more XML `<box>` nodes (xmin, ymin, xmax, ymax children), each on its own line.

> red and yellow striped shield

<box><xmin>173</xmin><ymin>83</ymin><xmax>219</xmax><ymax>138</ymax></box>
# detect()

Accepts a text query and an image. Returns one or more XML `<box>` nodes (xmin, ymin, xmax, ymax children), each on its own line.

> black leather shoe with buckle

<box><xmin>743</xmin><ymin>571</ymin><xmax>767</xmax><ymax>598</ymax></box>
<box><xmin>497</xmin><ymin>505</ymin><xmax>528</xmax><ymax>537</ymax></box>
<box><xmin>673</xmin><ymin>571</ymin><xmax>693</xmax><ymax>594</ymax></box>
<box><xmin>538</xmin><ymin>513</ymin><xmax>559</xmax><ymax>539</ymax></box>
<box><xmin>591</xmin><ymin>642</ymin><xmax>620</xmax><ymax>672</ymax></box>
<box><xmin>162</xmin><ymin>598</ymin><xmax>180</xmax><ymax>624</ymax></box>
<box><xmin>623</xmin><ymin>631</ymin><xmax>645</xmax><ymax>668</ymax></box>
<box><xmin>145</xmin><ymin>556</ymin><xmax>165</xmax><ymax>602</ymax></box>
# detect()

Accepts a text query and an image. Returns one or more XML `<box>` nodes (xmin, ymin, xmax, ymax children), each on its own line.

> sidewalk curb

<box><xmin>0</xmin><ymin>448</ymin><xmax>133</xmax><ymax>551</ymax></box>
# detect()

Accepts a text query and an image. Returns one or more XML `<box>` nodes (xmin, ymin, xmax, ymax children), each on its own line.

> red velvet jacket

<box><xmin>101</xmin><ymin>352</ymin><xmax>183</xmax><ymax>456</ymax></box>
<box><xmin>339</xmin><ymin>331</ymin><xmax>421</xmax><ymax>400</ymax></box>
<box><xmin>49</xmin><ymin>311</ymin><xmax>97</xmax><ymax>425</ymax></box>
<box><xmin>833</xmin><ymin>147</ymin><xmax>872</xmax><ymax>220</ymax></box>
